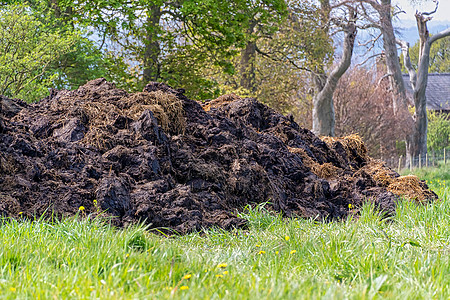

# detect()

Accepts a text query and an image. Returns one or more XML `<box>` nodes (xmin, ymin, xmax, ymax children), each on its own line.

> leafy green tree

<box><xmin>0</xmin><ymin>4</ymin><xmax>75</xmax><ymax>102</ymax></box>
<box><xmin>50</xmin><ymin>0</ymin><xmax>287</xmax><ymax>96</ymax></box>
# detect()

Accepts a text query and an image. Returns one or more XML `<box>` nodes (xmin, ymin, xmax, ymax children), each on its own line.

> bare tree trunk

<box><xmin>362</xmin><ymin>0</ymin><xmax>414</xmax><ymax>166</ymax></box>
<box><xmin>312</xmin><ymin>20</ymin><xmax>357</xmax><ymax>136</ymax></box>
<box><xmin>240</xmin><ymin>41</ymin><xmax>257</xmax><ymax>92</ymax></box>
<box><xmin>143</xmin><ymin>5</ymin><xmax>162</xmax><ymax>84</ymax></box>
<box><xmin>240</xmin><ymin>21</ymin><xmax>257</xmax><ymax>92</ymax></box>
<box><xmin>312</xmin><ymin>72</ymin><xmax>335</xmax><ymax>136</ymax></box>
<box><xmin>398</xmin><ymin>10</ymin><xmax>450</xmax><ymax>162</ymax></box>
<box><xmin>378</xmin><ymin>0</ymin><xmax>409</xmax><ymax>113</ymax></box>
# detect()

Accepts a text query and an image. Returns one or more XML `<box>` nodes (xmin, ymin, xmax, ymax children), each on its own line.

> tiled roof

<box><xmin>402</xmin><ymin>73</ymin><xmax>450</xmax><ymax>111</ymax></box>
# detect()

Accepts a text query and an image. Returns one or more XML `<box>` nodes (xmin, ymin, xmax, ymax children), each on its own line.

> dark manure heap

<box><xmin>0</xmin><ymin>78</ymin><xmax>437</xmax><ymax>233</ymax></box>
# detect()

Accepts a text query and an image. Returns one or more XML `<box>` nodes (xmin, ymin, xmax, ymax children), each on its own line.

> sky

<box><xmin>394</xmin><ymin>0</ymin><xmax>450</xmax><ymax>22</ymax></box>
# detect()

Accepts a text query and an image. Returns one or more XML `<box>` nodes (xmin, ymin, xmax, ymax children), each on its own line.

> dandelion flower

<box><xmin>223</xmin><ymin>271</ymin><xmax>228</xmax><ymax>275</ymax></box>
<box><xmin>348</xmin><ymin>204</ymin><xmax>353</xmax><ymax>209</ymax></box>
<box><xmin>79</xmin><ymin>206</ymin><xmax>85</xmax><ymax>211</ymax></box>
<box><xmin>9</xmin><ymin>287</ymin><xmax>16</xmax><ymax>292</ymax></box>
<box><xmin>255</xmin><ymin>244</ymin><xmax>261</xmax><ymax>247</ymax></box>
<box><xmin>275</xmin><ymin>251</ymin><xmax>279</xmax><ymax>255</ymax></box>
<box><xmin>216</xmin><ymin>274</ymin><xmax>223</xmax><ymax>278</ymax></box>
<box><xmin>18</xmin><ymin>212</ymin><xmax>23</xmax><ymax>215</ymax></box>
<box><xmin>180</xmin><ymin>286</ymin><xmax>189</xmax><ymax>290</ymax></box>
<box><xmin>258</xmin><ymin>250</ymin><xmax>266</xmax><ymax>255</ymax></box>
<box><xmin>290</xmin><ymin>250</ymin><xmax>297</xmax><ymax>254</ymax></box>
<box><xmin>285</xmin><ymin>236</ymin><xmax>290</xmax><ymax>241</ymax></box>
<box><xmin>217</xmin><ymin>263</ymin><xmax>227</xmax><ymax>268</ymax></box>
<box><xmin>183</xmin><ymin>274</ymin><xmax>192</xmax><ymax>280</ymax></box>
<box><xmin>165</xmin><ymin>287</ymin><xmax>173</xmax><ymax>291</ymax></box>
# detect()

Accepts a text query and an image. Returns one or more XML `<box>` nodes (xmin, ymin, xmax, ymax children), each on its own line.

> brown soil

<box><xmin>0</xmin><ymin>79</ymin><xmax>438</xmax><ymax>233</ymax></box>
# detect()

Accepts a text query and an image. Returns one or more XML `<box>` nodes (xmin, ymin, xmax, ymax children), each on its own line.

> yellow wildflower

<box><xmin>9</xmin><ymin>287</ymin><xmax>16</xmax><ymax>292</ymax></box>
<box><xmin>258</xmin><ymin>250</ymin><xmax>266</xmax><ymax>255</ymax></box>
<box><xmin>180</xmin><ymin>286</ymin><xmax>189</xmax><ymax>290</ymax></box>
<box><xmin>285</xmin><ymin>236</ymin><xmax>290</xmax><ymax>241</ymax></box>
<box><xmin>255</xmin><ymin>244</ymin><xmax>261</xmax><ymax>247</ymax></box>
<box><xmin>223</xmin><ymin>271</ymin><xmax>228</xmax><ymax>275</ymax></box>
<box><xmin>290</xmin><ymin>250</ymin><xmax>297</xmax><ymax>254</ymax></box>
<box><xmin>348</xmin><ymin>204</ymin><xmax>353</xmax><ymax>209</ymax></box>
<box><xmin>216</xmin><ymin>274</ymin><xmax>223</xmax><ymax>278</ymax></box>
<box><xmin>275</xmin><ymin>251</ymin><xmax>279</xmax><ymax>255</ymax></box>
<box><xmin>217</xmin><ymin>263</ymin><xmax>227</xmax><ymax>268</ymax></box>
<box><xmin>79</xmin><ymin>206</ymin><xmax>85</xmax><ymax>211</ymax></box>
<box><xmin>183</xmin><ymin>274</ymin><xmax>192</xmax><ymax>280</ymax></box>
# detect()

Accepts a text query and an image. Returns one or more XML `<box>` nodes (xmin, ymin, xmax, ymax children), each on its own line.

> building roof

<box><xmin>402</xmin><ymin>73</ymin><xmax>450</xmax><ymax>111</ymax></box>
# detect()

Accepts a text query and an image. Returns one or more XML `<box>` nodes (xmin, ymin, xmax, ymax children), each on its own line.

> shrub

<box><xmin>427</xmin><ymin>111</ymin><xmax>450</xmax><ymax>151</ymax></box>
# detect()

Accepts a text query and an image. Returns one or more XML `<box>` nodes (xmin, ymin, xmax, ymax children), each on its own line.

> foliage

<box><xmin>191</xmin><ymin>0</ymin><xmax>331</xmax><ymax>126</ymax></box>
<box><xmin>1</xmin><ymin>174</ymin><xmax>450</xmax><ymax>298</ymax></box>
<box><xmin>0</xmin><ymin>2</ymin><xmax>135</xmax><ymax>101</ymax></box>
<box><xmin>0</xmin><ymin>4</ymin><xmax>75</xmax><ymax>102</ymax></box>
<box><xmin>63</xmin><ymin>0</ymin><xmax>287</xmax><ymax>93</ymax></box>
<box><xmin>427</xmin><ymin>110</ymin><xmax>450</xmax><ymax>152</ymax></box>
<box><xmin>400</xmin><ymin>36</ymin><xmax>450</xmax><ymax>73</ymax></box>
<box><xmin>46</xmin><ymin>37</ymin><xmax>136</xmax><ymax>92</ymax></box>
<box><xmin>0</xmin><ymin>0</ymin><xmax>331</xmax><ymax>108</ymax></box>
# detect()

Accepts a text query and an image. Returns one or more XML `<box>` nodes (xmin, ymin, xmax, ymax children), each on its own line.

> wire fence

<box><xmin>382</xmin><ymin>149</ymin><xmax>450</xmax><ymax>173</ymax></box>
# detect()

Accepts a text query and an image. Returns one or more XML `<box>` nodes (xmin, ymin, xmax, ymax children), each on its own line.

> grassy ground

<box><xmin>1</xmin><ymin>168</ymin><xmax>450</xmax><ymax>299</ymax></box>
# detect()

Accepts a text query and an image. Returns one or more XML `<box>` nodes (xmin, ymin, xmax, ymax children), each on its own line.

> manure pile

<box><xmin>0</xmin><ymin>78</ymin><xmax>437</xmax><ymax>233</ymax></box>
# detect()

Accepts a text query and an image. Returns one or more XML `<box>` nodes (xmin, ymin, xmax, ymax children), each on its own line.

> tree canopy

<box><xmin>0</xmin><ymin>4</ymin><xmax>75</xmax><ymax>101</ymax></box>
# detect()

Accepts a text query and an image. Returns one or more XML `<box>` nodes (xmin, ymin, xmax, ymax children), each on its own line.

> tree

<box><xmin>237</xmin><ymin>0</ymin><xmax>287</xmax><ymax>92</ymax></box>
<box><xmin>401</xmin><ymin>36</ymin><xmax>450</xmax><ymax>73</ymax></box>
<box><xmin>198</xmin><ymin>0</ymin><xmax>333</xmax><ymax>127</ymax></box>
<box><xmin>8</xmin><ymin>0</ymin><xmax>135</xmax><ymax>93</ymax></box>
<box><xmin>0</xmin><ymin>4</ymin><xmax>75</xmax><ymax>102</ymax></box>
<box><xmin>334</xmin><ymin>66</ymin><xmax>410</xmax><ymax>160</ymax></box>
<box><xmin>311</xmin><ymin>1</ymin><xmax>358</xmax><ymax>136</ymax></box>
<box><xmin>354</xmin><ymin>0</ymin><xmax>410</xmax><ymax>114</ymax></box>
<box><xmin>396</xmin><ymin>0</ymin><xmax>450</xmax><ymax>161</ymax></box>
<box><xmin>65</xmin><ymin>0</ymin><xmax>287</xmax><ymax>94</ymax></box>
<box><xmin>234</xmin><ymin>0</ymin><xmax>353</xmax><ymax>136</ymax></box>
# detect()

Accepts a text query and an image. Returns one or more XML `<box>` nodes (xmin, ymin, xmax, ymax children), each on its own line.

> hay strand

<box><xmin>288</xmin><ymin>146</ymin><xmax>341</xmax><ymax>178</ymax></box>
<box><xmin>203</xmin><ymin>93</ymin><xmax>241</xmax><ymax>112</ymax></box>
<box><xmin>387</xmin><ymin>175</ymin><xmax>434</xmax><ymax>203</ymax></box>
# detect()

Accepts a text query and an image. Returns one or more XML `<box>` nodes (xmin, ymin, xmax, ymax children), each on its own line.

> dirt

<box><xmin>0</xmin><ymin>78</ymin><xmax>438</xmax><ymax>233</ymax></box>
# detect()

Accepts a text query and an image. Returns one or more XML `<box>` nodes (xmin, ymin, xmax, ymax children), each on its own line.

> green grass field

<box><xmin>2</xmin><ymin>167</ymin><xmax>450</xmax><ymax>299</ymax></box>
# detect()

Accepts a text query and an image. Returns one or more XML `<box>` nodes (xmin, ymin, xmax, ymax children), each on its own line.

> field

<box><xmin>1</xmin><ymin>167</ymin><xmax>450</xmax><ymax>299</ymax></box>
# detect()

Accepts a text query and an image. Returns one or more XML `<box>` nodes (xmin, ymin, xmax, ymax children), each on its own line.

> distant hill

<box><xmin>395</xmin><ymin>20</ymin><xmax>450</xmax><ymax>45</ymax></box>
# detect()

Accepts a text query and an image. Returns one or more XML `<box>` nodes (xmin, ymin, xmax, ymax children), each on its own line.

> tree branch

<box><xmin>429</xmin><ymin>27</ymin><xmax>450</xmax><ymax>44</ymax></box>
<box><xmin>328</xmin><ymin>21</ymin><xmax>357</xmax><ymax>82</ymax></box>
<box><xmin>396</xmin><ymin>38</ymin><xmax>417</xmax><ymax>90</ymax></box>
<box><xmin>421</xmin><ymin>0</ymin><xmax>439</xmax><ymax>16</ymax></box>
